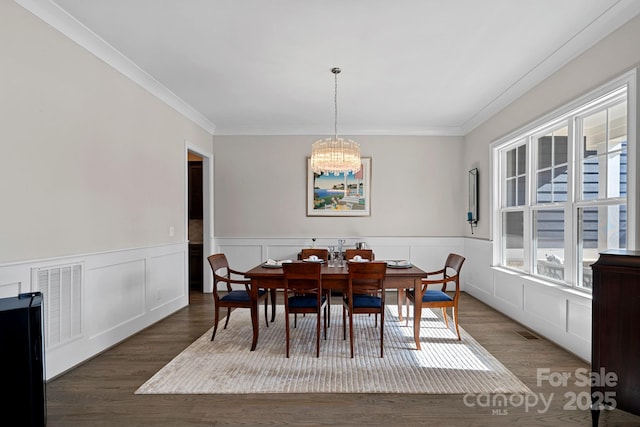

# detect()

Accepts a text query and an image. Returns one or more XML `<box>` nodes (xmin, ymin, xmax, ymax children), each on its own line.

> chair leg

<box><xmin>342</xmin><ymin>306</ymin><xmax>347</xmax><ymax>340</ymax></box>
<box><xmin>380</xmin><ymin>308</ymin><xmax>384</xmax><ymax>358</ymax></box>
<box><xmin>442</xmin><ymin>307</ymin><xmax>449</xmax><ymax>328</ymax></box>
<box><xmin>285</xmin><ymin>304</ymin><xmax>290</xmax><ymax>358</ymax></box>
<box><xmin>316</xmin><ymin>309</ymin><xmax>321</xmax><ymax>358</ymax></box>
<box><xmin>264</xmin><ymin>296</ymin><xmax>269</xmax><ymax>327</ymax></box>
<box><xmin>326</xmin><ymin>291</ymin><xmax>331</xmax><ymax>328</ymax></box>
<box><xmin>349</xmin><ymin>310</ymin><xmax>355</xmax><ymax>358</ymax></box>
<box><xmin>223</xmin><ymin>307</ymin><xmax>231</xmax><ymax>329</ymax></box>
<box><xmin>453</xmin><ymin>304</ymin><xmax>461</xmax><ymax>340</ymax></box>
<box><xmin>211</xmin><ymin>306</ymin><xmax>220</xmax><ymax>341</ymax></box>
<box><xmin>323</xmin><ymin>305</ymin><xmax>327</xmax><ymax>340</ymax></box>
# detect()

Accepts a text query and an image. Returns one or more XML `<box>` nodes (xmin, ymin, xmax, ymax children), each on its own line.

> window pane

<box><xmin>506</xmin><ymin>149</ymin><xmax>516</xmax><ymax>178</ymax></box>
<box><xmin>537</xmin><ymin>170</ymin><xmax>551</xmax><ymax>203</ymax></box>
<box><xmin>506</xmin><ymin>178</ymin><xmax>516</xmax><ymax>207</ymax></box>
<box><xmin>578</xmin><ymin>204</ymin><xmax>627</xmax><ymax>289</ymax></box>
<box><xmin>581</xmin><ymin>100</ymin><xmax>627</xmax><ymax>201</ymax></box>
<box><xmin>503</xmin><ymin>211</ymin><xmax>524</xmax><ymax>271</ymax></box>
<box><xmin>608</xmin><ymin>101</ymin><xmax>627</xmax><ymax>152</ymax></box>
<box><xmin>552</xmin><ymin>165</ymin><xmax>568</xmax><ymax>202</ymax></box>
<box><xmin>538</xmin><ymin>135</ymin><xmax>552</xmax><ymax>169</ymax></box>
<box><xmin>517</xmin><ymin>176</ymin><xmax>526</xmax><ymax>206</ymax></box>
<box><xmin>517</xmin><ymin>145</ymin><xmax>526</xmax><ymax>174</ymax></box>
<box><xmin>582</xmin><ymin>155</ymin><xmax>600</xmax><ymax>200</ymax></box>
<box><xmin>554</xmin><ymin>131</ymin><xmax>568</xmax><ymax>165</ymax></box>
<box><xmin>583</xmin><ymin>110</ymin><xmax>606</xmax><ymax>155</ymax></box>
<box><xmin>534</xmin><ymin>210</ymin><xmax>565</xmax><ymax>282</ymax></box>
<box><xmin>607</xmin><ymin>150</ymin><xmax>626</xmax><ymax>198</ymax></box>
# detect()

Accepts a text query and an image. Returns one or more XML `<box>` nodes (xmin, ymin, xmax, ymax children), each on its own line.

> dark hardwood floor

<box><xmin>46</xmin><ymin>292</ymin><xmax>640</xmax><ymax>426</ymax></box>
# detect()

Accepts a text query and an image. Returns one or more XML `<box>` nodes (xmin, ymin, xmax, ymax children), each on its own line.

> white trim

<box><xmin>15</xmin><ymin>0</ymin><xmax>216</xmax><ymax>135</ymax></box>
<box><xmin>462</xmin><ymin>0</ymin><xmax>640</xmax><ymax>134</ymax></box>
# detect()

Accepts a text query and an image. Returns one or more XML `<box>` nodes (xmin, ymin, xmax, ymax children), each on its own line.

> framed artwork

<box><xmin>307</xmin><ymin>157</ymin><xmax>371</xmax><ymax>217</ymax></box>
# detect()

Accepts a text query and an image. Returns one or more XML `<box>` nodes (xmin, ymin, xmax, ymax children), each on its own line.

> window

<box><xmin>493</xmin><ymin>73</ymin><xmax>635</xmax><ymax>290</ymax></box>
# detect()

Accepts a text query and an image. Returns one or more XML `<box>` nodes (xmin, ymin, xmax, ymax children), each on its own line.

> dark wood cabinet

<box><xmin>591</xmin><ymin>249</ymin><xmax>640</xmax><ymax>426</ymax></box>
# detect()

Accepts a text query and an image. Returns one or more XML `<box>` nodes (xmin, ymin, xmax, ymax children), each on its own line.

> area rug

<box><xmin>135</xmin><ymin>305</ymin><xmax>532</xmax><ymax>395</ymax></box>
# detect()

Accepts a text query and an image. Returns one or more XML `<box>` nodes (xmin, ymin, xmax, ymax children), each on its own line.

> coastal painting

<box><xmin>307</xmin><ymin>157</ymin><xmax>371</xmax><ymax>216</ymax></box>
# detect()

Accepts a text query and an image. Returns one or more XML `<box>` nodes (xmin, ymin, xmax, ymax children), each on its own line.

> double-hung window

<box><xmin>493</xmin><ymin>72</ymin><xmax>635</xmax><ymax>290</ymax></box>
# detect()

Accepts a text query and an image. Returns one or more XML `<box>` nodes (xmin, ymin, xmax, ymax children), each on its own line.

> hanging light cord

<box><xmin>332</xmin><ymin>67</ymin><xmax>341</xmax><ymax>140</ymax></box>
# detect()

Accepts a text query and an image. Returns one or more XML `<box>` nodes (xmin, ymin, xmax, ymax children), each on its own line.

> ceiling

<box><xmin>29</xmin><ymin>0</ymin><xmax>640</xmax><ymax>135</ymax></box>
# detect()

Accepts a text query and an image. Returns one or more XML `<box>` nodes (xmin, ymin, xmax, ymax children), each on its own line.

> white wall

<box><xmin>0</xmin><ymin>1</ymin><xmax>212</xmax><ymax>379</ymax></box>
<box><xmin>213</xmin><ymin>135</ymin><xmax>465</xmax><ymax>238</ymax></box>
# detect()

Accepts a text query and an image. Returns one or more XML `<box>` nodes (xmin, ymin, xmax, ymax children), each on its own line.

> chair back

<box><xmin>444</xmin><ymin>253</ymin><xmax>466</xmax><ymax>292</ymax></box>
<box><xmin>300</xmin><ymin>248</ymin><xmax>329</xmax><ymax>261</ymax></box>
<box><xmin>208</xmin><ymin>253</ymin><xmax>232</xmax><ymax>293</ymax></box>
<box><xmin>347</xmin><ymin>261</ymin><xmax>387</xmax><ymax>294</ymax></box>
<box><xmin>345</xmin><ymin>249</ymin><xmax>375</xmax><ymax>261</ymax></box>
<box><xmin>283</xmin><ymin>262</ymin><xmax>322</xmax><ymax>294</ymax></box>
<box><xmin>445</xmin><ymin>253</ymin><xmax>465</xmax><ymax>276</ymax></box>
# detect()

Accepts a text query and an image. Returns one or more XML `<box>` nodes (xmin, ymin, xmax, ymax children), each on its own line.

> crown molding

<box><xmin>15</xmin><ymin>0</ymin><xmax>217</xmax><ymax>135</ymax></box>
<box><xmin>460</xmin><ymin>0</ymin><xmax>640</xmax><ymax>135</ymax></box>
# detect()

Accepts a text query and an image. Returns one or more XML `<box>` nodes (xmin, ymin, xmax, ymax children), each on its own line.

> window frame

<box><xmin>491</xmin><ymin>70</ymin><xmax>637</xmax><ymax>291</ymax></box>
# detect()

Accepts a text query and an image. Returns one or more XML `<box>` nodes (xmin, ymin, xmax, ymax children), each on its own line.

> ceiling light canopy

<box><xmin>310</xmin><ymin>67</ymin><xmax>361</xmax><ymax>176</ymax></box>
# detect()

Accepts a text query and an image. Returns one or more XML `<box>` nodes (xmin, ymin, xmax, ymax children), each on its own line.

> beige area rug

<box><xmin>135</xmin><ymin>305</ymin><xmax>532</xmax><ymax>395</ymax></box>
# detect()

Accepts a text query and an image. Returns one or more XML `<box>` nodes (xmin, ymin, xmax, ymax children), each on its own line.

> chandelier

<box><xmin>311</xmin><ymin>67</ymin><xmax>361</xmax><ymax>175</ymax></box>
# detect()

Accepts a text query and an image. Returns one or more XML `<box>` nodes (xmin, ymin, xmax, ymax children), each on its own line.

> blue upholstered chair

<box><xmin>405</xmin><ymin>253</ymin><xmax>465</xmax><ymax>341</ymax></box>
<box><xmin>207</xmin><ymin>253</ymin><xmax>268</xmax><ymax>343</ymax></box>
<box><xmin>342</xmin><ymin>261</ymin><xmax>387</xmax><ymax>358</ymax></box>
<box><xmin>282</xmin><ymin>262</ymin><xmax>327</xmax><ymax>358</ymax></box>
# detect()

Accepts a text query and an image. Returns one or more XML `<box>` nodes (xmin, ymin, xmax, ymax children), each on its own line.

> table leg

<box><xmin>269</xmin><ymin>289</ymin><xmax>277</xmax><ymax>322</ymax></box>
<box><xmin>397</xmin><ymin>288</ymin><xmax>405</xmax><ymax>321</ymax></box>
<box><xmin>414</xmin><ymin>282</ymin><xmax>422</xmax><ymax>351</ymax></box>
<box><xmin>250</xmin><ymin>287</ymin><xmax>259</xmax><ymax>351</ymax></box>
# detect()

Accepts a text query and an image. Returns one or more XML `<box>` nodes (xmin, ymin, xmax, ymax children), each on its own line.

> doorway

<box><xmin>188</xmin><ymin>152</ymin><xmax>204</xmax><ymax>292</ymax></box>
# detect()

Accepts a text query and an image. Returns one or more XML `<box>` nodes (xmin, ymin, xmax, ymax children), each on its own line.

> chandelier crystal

<box><xmin>311</xmin><ymin>67</ymin><xmax>361</xmax><ymax>175</ymax></box>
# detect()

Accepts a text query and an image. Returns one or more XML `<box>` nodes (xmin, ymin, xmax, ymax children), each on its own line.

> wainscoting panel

<box><xmin>523</xmin><ymin>281</ymin><xmax>567</xmax><ymax>329</ymax></box>
<box><xmin>463</xmin><ymin>238</ymin><xmax>593</xmax><ymax>362</ymax></box>
<box><xmin>146</xmin><ymin>251</ymin><xmax>187</xmax><ymax>311</ymax></box>
<box><xmin>0</xmin><ymin>243</ymin><xmax>188</xmax><ymax>379</ymax></box>
<box><xmin>215</xmin><ymin>237</ymin><xmax>465</xmax><ymax>280</ymax></box>
<box><xmin>85</xmin><ymin>259</ymin><xmax>146</xmax><ymax>338</ymax></box>
<box><xmin>0</xmin><ymin>281</ymin><xmax>22</xmax><ymax>299</ymax></box>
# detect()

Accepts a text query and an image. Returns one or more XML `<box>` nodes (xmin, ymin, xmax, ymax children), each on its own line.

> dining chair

<box><xmin>299</xmin><ymin>248</ymin><xmax>329</xmax><ymax>261</ymax></box>
<box><xmin>207</xmin><ymin>253</ymin><xmax>268</xmax><ymax>343</ymax></box>
<box><xmin>342</xmin><ymin>261</ymin><xmax>387</xmax><ymax>358</ymax></box>
<box><xmin>345</xmin><ymin>249</ymin><xmax>375</xmax><ymax>261</ymax></box>
<box><xmin>282</xmin><ymin>262</ymin><xmax>328</xmax><ymax>358</ymax></box>
<box><xmin>299</xmin><ymin>248</ymin><xmax>332</xmax><ymax>325</ymax></box>
<box><xmin>405</xmin><ymin>253</ymin><xmax>465</xmax><ymax>341</ymax></box>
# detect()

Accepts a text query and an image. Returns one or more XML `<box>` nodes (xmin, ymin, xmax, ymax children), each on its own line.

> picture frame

<box><xmin>307</xmin><ymin>157</ymin><xmax>371</xmax><ymax>217</ymax></box>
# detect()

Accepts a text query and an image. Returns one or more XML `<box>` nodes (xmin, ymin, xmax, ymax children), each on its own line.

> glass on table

<box><xmin>328</xmin><ymin>246</ymin><xmax>336</xmax><ymax>267</ymax></box>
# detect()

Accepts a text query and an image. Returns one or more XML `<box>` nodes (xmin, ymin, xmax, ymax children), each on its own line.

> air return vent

<box><xmin>515</xmin><ymin>330</ymin><xmax>539</xmax><ymax>340</ymax></box>
<box><xmin>32</xmin><ymin>263</ymin><xmax>82</xmax><ymax>349</ymax></box>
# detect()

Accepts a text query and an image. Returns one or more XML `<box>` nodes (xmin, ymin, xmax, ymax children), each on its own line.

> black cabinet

<box><xmin>591</xmin><ymin>250</ymin><xmax>640</xmax><ymax>426</ymax></box>
<box><xmin>0</xmin><ymin>292</ymin><xmax>46</xmax><ymax>426</ymax></box>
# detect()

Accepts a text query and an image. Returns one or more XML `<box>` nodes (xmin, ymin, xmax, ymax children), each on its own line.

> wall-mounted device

<box><xmin>468</xmin><ymin>168</ymin><xmax>478</xmax><ymax>234</ymax></box>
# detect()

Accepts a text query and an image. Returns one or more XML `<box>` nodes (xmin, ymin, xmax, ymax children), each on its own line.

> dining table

<box><xmin>244</xmin><ymin>260</ymin><xmax>428</xmax><ymax>351</ymax></box>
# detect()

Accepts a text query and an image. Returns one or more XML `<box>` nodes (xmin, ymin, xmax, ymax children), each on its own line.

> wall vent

<box><xmin>32</xmin><ymin>263</ymin><xmax>82</xmax><ymax>349</ymax></box>
<box><xmin>515</xmin><ymin>330</ymin><xmax>539</xmax><ymax>340</ymax></box>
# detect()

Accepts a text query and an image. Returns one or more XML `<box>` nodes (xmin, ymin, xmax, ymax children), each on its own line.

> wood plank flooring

<box><xmin>46</xmin><ymin>292</ymin><xmax>640</xmax><ymax>426</ymax></box>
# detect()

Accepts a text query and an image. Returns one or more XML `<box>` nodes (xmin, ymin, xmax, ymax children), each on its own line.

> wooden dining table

<box><xmin>245</xmin><ymin>261</ymin><xmax>427</xmax><ymax>351</ymax></box>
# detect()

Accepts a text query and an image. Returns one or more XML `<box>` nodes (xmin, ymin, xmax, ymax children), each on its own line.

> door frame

<box><xmin>185</xmin><ymin>140</ymin><xmax>214</xmax><ymax>293</ymax></box>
